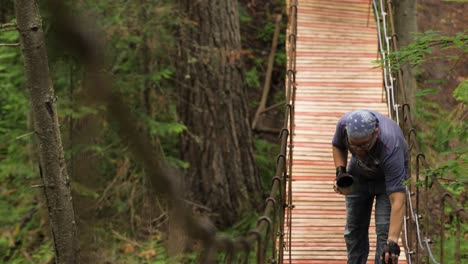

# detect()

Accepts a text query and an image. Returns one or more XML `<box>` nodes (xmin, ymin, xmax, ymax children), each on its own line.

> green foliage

<box><xmin>220</xmin><ymin>212</ymin><xmax>262</xmax><ymax>263</ymax></box>
<box><xmin>254</xmin><ymin>139</ymin><xmax>280</xmax><ymax>191</ymax></box>
<box><xmin>415</xmin><ymin>82</ymin><xmax>467</xmax><ymax>197</ymax></box>
<box><xmin>275</xmin><ymin>51</ymin><xmax>287</xmax><ymax>67</ymax></box>
<box><xmin>432</xmin><ymin>222</ymin><xmax>468</xmax><ymax>264</ymax></box>
<box><xmin>0</xmin><ymin>25</ymin><xmax>28</xmax><ymax>143</ymax></box>
<box><xmin>383</xmin><ymin>30</ymin><xmax>468</xmax><ymax>73</ymax></box>
<box><xmin>415</xmin><ymin>88</ymin><xmax>466</xmax><ymax>151</ymax></box>
<box><xmin>258</xmin><ymin>21</ymin><xmax>277</xmax><ymax>43</ymax></box>
<box><xmin>246</xmin><ymin>68</ymin><xmax>261</xmax><ymax>89</ymax></box>
<box><xmin>147</xmin><ymin>119</ymin><xmax>186</xmax><ymax>139</ymax></box>
<box><xmin>239</xmin><ymin>6</ymin><xmax>253</xmax><ymax>23</ymax></box>
<box><xmin>453</xmin><ymin>80</ymin><xmax>468</xmax><ymax>103</ymax></box>
<box><xmin>425</xmin><ymin>148</ymin><xmax>467</xmax><ymax>194</ymax></box>
<box><xmin>415</xmin><ymin>87</ymin><xmax>439</xmax><ymax>97</ymax></box>
<box><xmin>31</xmin><ymin>243</ymin><xmax>55</xmax><ymax>264</ymax></box>
<box><xmin>0</xmin><ymin>206</ymin><xmax>53</xmax><ymax>263</ymax></box>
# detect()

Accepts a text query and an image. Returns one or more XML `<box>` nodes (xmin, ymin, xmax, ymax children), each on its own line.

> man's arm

<box><xmin>383</xmin><ymin>191</ymin><xmax>406</xmax><ymax>263</ymax></box>
<box><xmin>332</xmin><ymin>145</ymin><xmax>347</xmax><ymax>167</ymax></box>
<box><xmin>387</xmin><ymin>191</ymin><xmax>406</xmax><ymax>242</ymax></box>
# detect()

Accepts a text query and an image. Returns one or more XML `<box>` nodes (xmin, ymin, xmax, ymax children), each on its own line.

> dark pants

<box><xmin>345</xmin><ymin>159</ymin><xmax>391</xmax><ymax>264</ymax></box>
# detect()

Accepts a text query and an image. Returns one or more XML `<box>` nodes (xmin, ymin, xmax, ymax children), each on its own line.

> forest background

<box><xmin>0</xmin><ymin>0</ymin><xmax>466</xmax><ymax>263</ymax></box>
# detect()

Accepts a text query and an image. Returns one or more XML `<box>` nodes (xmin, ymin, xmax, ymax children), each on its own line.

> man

<box><xmin>332</xmin><ymin>110</ymin><xmax>407</xmax><ymax>264</ymax></box>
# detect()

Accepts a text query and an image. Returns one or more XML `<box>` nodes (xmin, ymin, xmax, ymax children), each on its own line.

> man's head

<box><xmin>345</xmin><ymin>110</ymin><xmax>379</xmax><ymax>152</ymax></box>
<box><xmin>345</xmin><ymin>110</ymin><xmax>378</xmax><ymax>139</ymax></box>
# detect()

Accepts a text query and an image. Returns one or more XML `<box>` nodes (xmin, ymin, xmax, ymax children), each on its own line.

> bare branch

<box><xmin>111</xmin><ymin>230</ymin><xmax>144</xmax><ymax>249</ymax></box>
<box><xmin>261</xmin><ymin>101</ymin><xmax>284</xmax><ymax>114</ymax></box>
<box><xmin>0</xmin><ymin>22</ymin><xmax>16</xmax><ymax>29</ymax></box>
<box><xmin>0</xmin><ymin>28</ymin><xmax>18</xmax><ymax>33</ymax></box>
<box><xmin>15</xmin><ymin>131</ymin><xmax>35</xmax><ymax>140</ymax></box>
<box><xmin>183</xmin><ymin>199</ymin><xmax>213</xmax><ymax>212</ymax></box>
<box><xmin>0</xmin><ymin>43</ymin><xmax>20</xmax><ymax>47</ymax></box>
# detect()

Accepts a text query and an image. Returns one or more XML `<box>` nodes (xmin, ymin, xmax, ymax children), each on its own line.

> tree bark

<box><xmin>394</xmin><ymin>0</ymin><xmax>418</xmax><ymax>109</ymax></box>
<box><xmin>177</xmin><ymin>0</ymin><xmax>263</xmax><ymax>227</ymax></box>
<box><xmin>14</xmin><ymin>1</ymin><xmax>79</xmax><ymax>263</ymax></box>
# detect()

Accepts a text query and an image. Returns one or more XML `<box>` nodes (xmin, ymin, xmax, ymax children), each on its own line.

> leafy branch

<box><xmin>379</xmin><ymin>30</ymin><xmax>468</xmax><ymax>73</ymax></box>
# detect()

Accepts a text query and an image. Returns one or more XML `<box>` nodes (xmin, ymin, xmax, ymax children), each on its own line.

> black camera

<box><xmin>336</xmin><ymin>166</ymin><xmax>354</xmax><ymax>188</ymax></box>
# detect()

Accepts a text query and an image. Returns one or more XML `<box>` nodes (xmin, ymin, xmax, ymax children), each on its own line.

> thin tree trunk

<box><xmin>14</xmin><ymin>1</ymin><xmax>79</xmax><ymax>263</ymax></box>
<box><xmin>394</xmin><ymin>0</ymin><xmax>418</xmax><ymax>109</ymax></box>
<box><xmin>177</xmin><ymin>0</ymin><xmax>263</xmax><ymax>227</ymax></box>
<box><xmin>252</xmin><ymin>14</ymin><xmax>282</xmax><ymax>130</ymax></box>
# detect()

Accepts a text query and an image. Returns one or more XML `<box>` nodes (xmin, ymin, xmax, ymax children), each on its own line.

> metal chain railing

<box><xmin>373</xmin><ymin>1</ymin><xmax>467</xmax><ymax>263</ymax></box>
<box><xmin>284</xmin><ymin>0</ymin><xmax>297</xmax><ymax>263</ymax></box>
<box><xmin>372</xmin><ymin>0</ymin><xmax>399</xmax><ymax>123</ymax></box>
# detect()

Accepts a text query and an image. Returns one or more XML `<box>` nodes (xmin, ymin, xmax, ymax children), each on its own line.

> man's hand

<box><xmin>333</xmin><ymin>166</ymin><xmax>352</xmax><ymax>195</ymax></box>
<box><xmin>381</xmin><ymin>241</ymin><xmax>400</xmax><ymax>264</ymax></box>
<box><xmin>335</xmin><ymin>166</ymin><xmax>354</xmax><ymax>187</ymax></box>
<box><xmin>333</xmin><ymin>180</ymin><xmax>352</xmax><ymax>195</ymax></box>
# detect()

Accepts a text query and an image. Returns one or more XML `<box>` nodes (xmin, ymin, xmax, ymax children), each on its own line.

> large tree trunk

<box><xmin>177</xmin><ymin>0</ymin><xmax>262</xmax><ymax>227</ymax></box>
<box><xmin>14</xmin><ymin>1</ymin><xmax>79</xmax><ymax>263</ymax></box>
<box><xmin>394</xmin><ymin>0</ymin><xmax>418</xmax><ymax>109</ymax></box>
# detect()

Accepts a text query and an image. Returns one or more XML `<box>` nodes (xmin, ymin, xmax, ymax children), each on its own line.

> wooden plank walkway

<box><xmin>284</xmin><ymin>0</ymin><xmax>406</xmax><ymax>263</ymax></box>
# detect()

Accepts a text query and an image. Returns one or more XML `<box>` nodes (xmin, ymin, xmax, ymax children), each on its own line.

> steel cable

<box><xmin>372</xmin><ymin>1</ymin><xmax>396</xmax><ymax>121</ymax></box>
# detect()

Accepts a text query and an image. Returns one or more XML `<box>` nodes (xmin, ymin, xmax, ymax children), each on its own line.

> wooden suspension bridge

<box><xmin>283</xmin><ymin>0</ymin><xmax>407</xmax><ymax>263</ymax></box>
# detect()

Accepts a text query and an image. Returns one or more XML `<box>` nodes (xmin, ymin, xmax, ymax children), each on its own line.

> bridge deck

<box><xmin>284</xmin><ymin>0</ymin><xmax>406</xmax><ymax>263</ymax></box>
